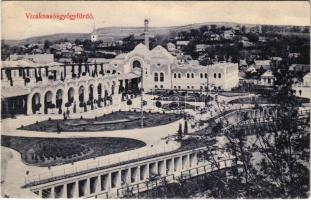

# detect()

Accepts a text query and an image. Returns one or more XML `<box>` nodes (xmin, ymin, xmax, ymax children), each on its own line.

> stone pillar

<box><xmin>73</xmin><ymin>181</ymin><xmax>79</xmax><ymax>198</ymax></box>
<box><xmin>62</xmin><ymin>184</ymin><xmax>67</xmax><ymax>198</ymax></box>
<box><xmin>96</xmin><ymin>175</ymin><xmax>101</xmax><ymax>194</ymax></box>
<box><xmin>50</xmin><ymin>187</ymin><xmax>55</xmax><ymax>198</ymax></box>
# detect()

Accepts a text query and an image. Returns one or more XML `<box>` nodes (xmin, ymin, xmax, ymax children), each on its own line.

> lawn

<box><xmin>19</xmin><ymin>111</ymin><xmax>183</xmax><ymax>132</ymax></box>
<box><xmin>1</xmin><ymin>136</ymin><xmax>146</xmax><ymax>167</ymax></box>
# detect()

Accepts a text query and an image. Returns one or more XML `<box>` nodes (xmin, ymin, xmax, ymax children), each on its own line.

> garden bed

<box><xmin>162</xmin><ymin>102</ymin><xmax>200</xmax><ymax>111</ymax></box>
<box><xmin>1</xmin><ymin>136</ymin><xmax>146</xmax><ymax>167</ymax></box>
<box><xmin>19</xmin><ymin>111</ymin><xmax>183</xmax><ymax>132</ymax></box>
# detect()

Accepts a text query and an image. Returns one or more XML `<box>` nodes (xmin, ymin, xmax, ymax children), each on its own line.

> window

<box><xmin>214</xmin><ymin>73</ymin><xmax>217</xmax><ymax>78</ymax></box>
<box><xmin>174</xmin><ymin>73</ymin><xmax>177</xmax><ymax>78</ymax></box>
<box><xmin>200</xmin><ymin>86</ymin><xmax>203</xmax><ymax>90</ymax></box>
<box><xmin>192</xmin><ymin>86</ymin><xmax>194</xmax><ymax>89</ymax></box>
<box><xmin>107</xmin><ymin>70</ymin><xmax>111</xmax><ymax>74</ymax></box>
<box><xmin>218</xmin><ymin>73</ymin><xmax>221</xmax><ymax>78</ymax></box>
<box><xmin>268</xmin><ymin>78</ymin><xmax>271</xmax><ymax>84</ymax></box>
<box><xmin>200</xmin><ymin>73</ymin><xmax>203</xmax><ymax>78</ymax></box>
<box><xmin>178</xmin><ymin>86</ymin><xmax>181</xmax><ymax>89</ymax></box>
<box><xmin>160</xmin><ymin>85</ymin><xmax>163</xmax><ymax>89</ymax></box>
<box><xmin>133</xmin><ymin>60</ymin><xmax>141</xmax><ymax>68</ymax></box>
<box><xmin>187</xmin><ymin>86</ymin><xmax>190</xmax><ymax>89</ymax></box>
<box><xmin>205</xmin><ymin>73</ymin><xmax>208</xmax><ymax>78</ymax></box>
<box><xmin>174</xmin><ymin>86</ymin><xmax>177</xmax><ymax>89</ymax></box>
<box><xmin>187</xmin><ymin>73</ymin><xmax>190</xmax><ymax>78</ymax></box>
<box><xmin>160</xmin><ymin>72</ymin><xmax>164</xmax><ymax>82</ymax></box>
<box><xmin>154</xmin><ymin>72</ymin><xmax>159</xmax><ymax>82</ymax></box>
<box><xmin>157</xmin><ymin>63</ymin><xmax>161</xmax><ymax>66</ymax></box>
<box><xmin>155</xmin><ymin>85</ymin><xmax>158</xmax><ymax>89</ymax></box>
<box><xmin>178</xmin><ymin>73</ymin><xmax>181</xmax><ymax>78</ymax></box>
<box><xmin>191</xmin><ymin>73</ymin><xmax>194</xmax><ymax>78</ymax></box>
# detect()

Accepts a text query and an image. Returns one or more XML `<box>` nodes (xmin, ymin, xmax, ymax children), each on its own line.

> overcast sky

<box><xmin>2</xmin><ymin>1</ymin><xmax>310</xmax><ymax>40</ymax></box>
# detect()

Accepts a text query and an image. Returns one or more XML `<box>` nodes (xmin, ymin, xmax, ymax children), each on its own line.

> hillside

<box><xmin>3</xmin><ymin>22</ymin><xmax>308</xmax><ymax>46</ymax></box>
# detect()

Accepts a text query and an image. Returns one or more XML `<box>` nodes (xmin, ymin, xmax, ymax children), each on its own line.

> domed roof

<box><xmin>126</xmin><ymin>43</ymin><xmax>150</xmax><ymax>58</ymax></box>
<box><xmin>151</xmin><ymin>45</ymin><xmax>175</xmax><ymax>61</ymax></box>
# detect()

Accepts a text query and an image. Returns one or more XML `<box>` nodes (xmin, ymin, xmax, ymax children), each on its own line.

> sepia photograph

<box><xmin>1</xmin><ymin>1</ymin><xmax>310</xmax><ymax>198</ymax></box>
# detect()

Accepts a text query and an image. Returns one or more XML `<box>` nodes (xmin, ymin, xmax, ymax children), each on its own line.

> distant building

<box><xmin>195</xmin><ymin>44</ymin><xmax>208</xmax><ymax>52</ymax></box>
<box><xmin>260</xmin><ymin>70</ymin><xmax>275</xmax><ymax>86</ymax></box>
<box><xmin>10</xmin><ymin>54</ymin><xmax>54</xmax><ymax>64</ymax></box>
<box><xmin>222</xmin><ymin>30</ymin><xmax>235</xmax><ymax>40</ymax></box>
<box><xmin>91</xmin><ymin>23</ymin><xmax>98</xmax><ymax>42</ymax></box>
<box><xmin>176</xmin><ymin>41</ymin><xmax>190</xmax><ymax>50</ymax></box>
<box><xmin>166</xmin><ymin>42</ymin><xmax>176</xmax><ymax>52</ymax></box>
<box><xmin>293</xmin><ymin>72</ymin><xmax>311</xmax><ymax>98</ymax></box>
<box><xmin>289</xmin><ymin>64</ymin><xmax>310</xmax><ymax>73</ymax></box>
<box><xmin>254</xmin><ymin>60</ymin><xmax>271</xmax><ymax>70</ymax></box>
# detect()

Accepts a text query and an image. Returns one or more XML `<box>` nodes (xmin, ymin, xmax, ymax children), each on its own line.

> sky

<box><xmin>2</xmin><ymin>1</ymin><xmax>310</xmax><ymax>40</ymax></box>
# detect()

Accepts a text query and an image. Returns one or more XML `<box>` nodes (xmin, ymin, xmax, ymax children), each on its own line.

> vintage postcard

<box><xmin>1</xmin><ymin>1</ymin><xmax>310</xmax><ymax>198</ymax></box>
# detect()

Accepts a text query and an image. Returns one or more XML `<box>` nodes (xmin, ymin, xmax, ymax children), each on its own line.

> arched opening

<box><xmin>68</xmin><ymin>87</ymin><xmax>75</xmax><ymax>103</ymax></box>
<box><xmin>56</xmin><ymin>89</ymin><xmax>64</xmax><ymax>109</ymax></box>
<box><xmin>133</xmin><ymin>60</ymin><xmax>141</xmax><ymax>69</ymax></box>
<box><xmin>79</xmin><ymin>86</ymin><xmax>84</xmax><ymax>103</ymax></box>
<box><xmin>89</xmin><ymin>85</ymin><xmax>94</xmax><ymax>101</ymax></box>
<box><xmin>44</xmin><ymin>91</ymin><xmax>53</xmax><ymax>114</ymax></box>
<box><xmin>97</xmin><ymin>84</ymin><xmax>102</xmax><ymax>100</ymax></box>
<box><xmin>32</xmin><ymin>93</ymin><xmax>41</xmax><ymax>114</ymax></box>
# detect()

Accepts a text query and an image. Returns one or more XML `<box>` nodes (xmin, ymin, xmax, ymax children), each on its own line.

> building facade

<box><xmin>1</xmin><ymin>19</ymin><xmax>239</xmax><ymax>117</ymax></box>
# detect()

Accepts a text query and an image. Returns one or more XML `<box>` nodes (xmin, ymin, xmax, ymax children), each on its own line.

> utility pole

<box><xmin>141</xmin><ymin>67</ymin><xmax>144</xmax><ymax>128</ymax></box>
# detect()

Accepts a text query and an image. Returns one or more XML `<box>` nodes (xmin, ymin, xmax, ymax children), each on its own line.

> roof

<box><xmin>119</xmin><ymin>72</ymin><xmax>141</xmax><ymax>80</ymax></box>
<box><xmin>261</xmin><ymin>70</ymin><xmax>274</xmax><ymax>78</ymax></box>
<box><xmin>10</xmin><ymin>54</ymin><xmax>54</xmax><ymax>64</ymax></box>
<box><xmin>176</xmin><ymin>41</ymin><xmax>190</xmax><ymax>46</ymax></box>
<box><xmin>2</xmin><ymin>60</ymin><xmax>63</xmax><ymax>68</ymax></box>
<box><xmin>2</xmin><ymin>86</ymin><xmax>30</xmax><ymax>99</ymax></box>
<box><xmin>254</xmin><ymin>60</ymin><xmax>270</xmax><ymax>66</ymax></box>
<box><xmin>150</xmin><ymin>45</ymin><xmax>175</xmax><ymax>61</ymax></box>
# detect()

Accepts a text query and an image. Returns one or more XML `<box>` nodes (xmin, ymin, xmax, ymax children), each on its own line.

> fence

<box><xmin>25</xmin><ymin>142</ymin><xmax>178</xmax><ymax>185</ymax></box>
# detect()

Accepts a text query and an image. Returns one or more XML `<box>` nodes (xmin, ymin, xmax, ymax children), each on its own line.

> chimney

<box><xmin>144</xmin><ymin>19</ymin><xmax>149</xmax><ymax>49</ymax></box>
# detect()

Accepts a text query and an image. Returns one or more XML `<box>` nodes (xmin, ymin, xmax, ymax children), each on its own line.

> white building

<box><xmin>293</xmin><ymin>72</ymin><xmax>311</xmax><ymax>98</ymax></box>
<box><xmin>260</xmin><ymin>70</ymin><xmax>275</xmax><ymax>86</ymax></box>
<box><xmin>166</xmin><ymin>42</ymin><xmax>176</xmax><ymax>52</ymax></box>
<box><xmin>1</xmin><ymin>19</ymin><xmax>239</xmax><ymax>117</ymax></box>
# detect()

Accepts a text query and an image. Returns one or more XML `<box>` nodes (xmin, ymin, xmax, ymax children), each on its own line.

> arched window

<box><xmin>187</xmin><ymin>73</ymin><xmax>190</xmax><ymax>78</ymax></box>
<box><xmin>174</xmin><ymin>73</ymin><xmax>177</xmax><ymax>78</ymax></box>
<box><xmin>218</xmin><ymin>73</ymin><xmax>221</xmax><ymax>78</ymax></box>
<box><xmin>191</xmin><ymin>73</ymin><xmax>194</xmax><ymax>78</ymax></box>
<box><xmin>205</xmin><ymin>73</ymin><xmax>208</xmax><ymax>78</ymax></box>
<box><xmin>200</xmin><ymin>73</ymin><xmax>203</xmax><ymax>78</ymax></box>
<box><xmin>160</xmin><ymin>72</ymin><xmax>164</xmax><ymax>82</ymax></box>
<box><xmin>178</xmin><ymin>73</ymin><xmax>181</xmax><ymax>78</ymax></box>
<box><xmin>154</xmin><ymin>72</ymin><xmax>159</xmax><ymax>82</ymax></box>
<box><xmin>160</xmin><ymin>85</ymin><xmax>163</xmax><ymax>88</ymax></box>
<box><xmin>133</xmin><ymin>60</ymin><xmax>141</xmax><ymax>68</ymax></box>
<box><xmin>155</xmin><ymin>85</ymin><xmax>158</xmax><ymax>89</ymax></box>
<box><xmin>214</xmin><ymin>73</ymin><xmax>217</xmax><ymax>78</ymax></box>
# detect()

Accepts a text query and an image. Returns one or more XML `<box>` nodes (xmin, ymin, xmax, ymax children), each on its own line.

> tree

<box><xmin>44</xmin><ymin>40</ymin><xmax>51</xmax><ymax>50</ymax></box>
